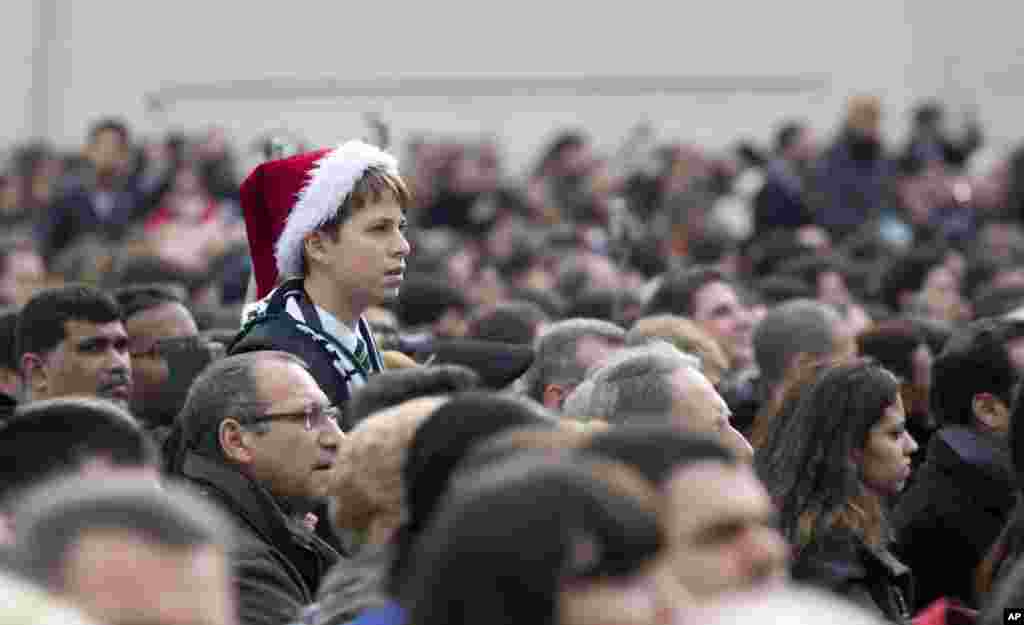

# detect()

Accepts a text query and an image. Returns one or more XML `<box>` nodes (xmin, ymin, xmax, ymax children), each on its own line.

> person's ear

<box><xmin>20</xmin><ymin>353</ymin><xmax>48</xmax><ymax>399</ymax></box>
<box><xmin>219</xmin><ymin>419</ymin><xmax>255</xmax><ymax>465</ymax></box>
<box><xmin>303</xmin><ymin>231</ymin><xmax>329</xmax><ymax>268</ymax></box>
<box><xmin>543</xmin><ymin>383</ymin><xmax>567</xmax><ymax>411</ymax></box>
<box><xmin>973</xmin><ymin>393</ymin><xmax>1011</xmax><ymax>432</ymax></box>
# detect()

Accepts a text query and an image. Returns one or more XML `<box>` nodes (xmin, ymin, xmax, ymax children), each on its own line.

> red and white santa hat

<box><xmin>240</xmin><ymin>140</ymin><xmax>399</xmax><ymax>299</ymax></box>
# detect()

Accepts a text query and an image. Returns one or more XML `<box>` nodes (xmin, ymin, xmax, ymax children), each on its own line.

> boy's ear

<box><xmin>304</xmin><ymin>232</ymin><xmax>327</xmax><ymax>267</ymax></box>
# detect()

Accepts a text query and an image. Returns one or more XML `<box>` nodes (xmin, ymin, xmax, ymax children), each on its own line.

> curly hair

<box><xmin>755</xmin><ymin>359</ymin><xmax>900</xmax><ymax>551</ymax></box>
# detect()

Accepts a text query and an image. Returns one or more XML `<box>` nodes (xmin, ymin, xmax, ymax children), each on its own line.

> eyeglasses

<box><xmin>245</xmin><ymin>403</ymin><xmax>341</xmax><ymax>431</ymax></box>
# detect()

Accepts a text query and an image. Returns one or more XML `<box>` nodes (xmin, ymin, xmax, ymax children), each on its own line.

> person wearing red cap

<box><xmin>228</xmin><ymin>140</ymin><xmax>412</xmax><ymax>421</ymax></box>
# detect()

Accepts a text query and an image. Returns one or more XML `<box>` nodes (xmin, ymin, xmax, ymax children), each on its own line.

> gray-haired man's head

<box><xmin>753</xmin><ymin>298</ymin><xmax>850</xmax><ymax>396</ymax></box>
<box><xmin>563</xmin><ymin>341</ymin><xmax>753</xmax><ymax>462</ymax></box>
<box><xmin>521</xmin><ymin>317</ymin><xmax>625</xmax><ymax>410</ymax></box>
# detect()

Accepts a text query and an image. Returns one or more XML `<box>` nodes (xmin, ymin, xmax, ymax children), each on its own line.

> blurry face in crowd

<box><xmin>816</xmin><ymin>271</ymin><xmax>849</xmax><ymax>309</ymax></box>
<box><xmin>559</xmin><ymin>559</ymin><xmax>676</xmax><ymax>625</ymax></box>
<box><xmin>126</xmin><ymin>302</ymin><xmax>198</xmax><ymax>418</ymax></box>
<box><xmin>62</xmin><ymin>530</ymin><xmax>235</xmax><ymax>625</ymax></box>
<box><xmin>692</xmin><ymin>281</ymin><xmax>753</xmax><ymax>371</ymax></box>
<box><xmin>786</xmin><ymin>128</ymin><xmax>818</xmax><ymax>164</ymax></box>
<box><xmin>307</xmin><ymin>196</ymin><xmax>411</xmax><ymax>318</ymax></box>
<box><xmin>26</xmin><ymin>320</ymin><xmax>132</xmax><ymax>408</ymax></box>
<box><xmin>0</xmin><ymin>249</ymin><xmax>46</xmax><ymax>308</ymax></box>
<box><xmin>238</xmin><ymin>359</ymin><xmax>343</xmax><ymax>501</ymax></box>
<box><xmin>920</xmin><ymin>265</ymin><xmax>967</xmax><ymax>321</ymax></box>
<box><xmin>667</xmin><ymin>367</ymin><xmax>753</xmax><ymax>464</ymax></box>
<box><xmin>859</xmin><ymin>395</ymin><xmax>918</xmax><ymax>497</ymax></box>
<box><xmin>88</xmin><ymin>128</ymin><xmax>130</xmax><ymax>177</ymax></box>
<box><xmin>664</xmin><ymin>461</ymin><xmax>788</xmax><ymax>600</ymax></box>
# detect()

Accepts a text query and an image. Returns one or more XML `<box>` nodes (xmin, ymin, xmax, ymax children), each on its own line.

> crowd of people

<box><xmin>1</xmin><ymin>92</ymin><xmax>1024</xmax><ymax>625</ymax></box>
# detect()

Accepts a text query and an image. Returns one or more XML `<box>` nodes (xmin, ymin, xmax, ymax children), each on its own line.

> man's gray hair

<box><xmin>521</xmin><ymin>318</ymin><xmax>625</xmax><ymax>402</ymax></box>
<box><xmin>178</xmin><ymin>350</ymin><xmax>310</xmax><ymax>458</ymax></box>
<box><xmin>753</xmin><ymin>298</ymin><xmax>841</xmax><ymax>390</ymax></box>
<box><xmin>562</xmin><ymin>341</ymin><xmax>700</xmax><ymax>424</ymax></box>
<box><xmin>13</xmin><ymin>474</ymin><xmax>232</xmax><ymax>591</ymax></box>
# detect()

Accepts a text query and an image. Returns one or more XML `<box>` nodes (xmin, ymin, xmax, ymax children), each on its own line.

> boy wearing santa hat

<box><xmin>229</xmin><ymin>141</ymin><xmax>411</xmax><ymax>428</ymax></box>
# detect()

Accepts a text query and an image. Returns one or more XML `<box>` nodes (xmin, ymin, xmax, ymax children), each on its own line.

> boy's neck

<box><xmin>303</xmin><ymin>273</ymin><xmax>364</xmax><ymax>330</ymax></box>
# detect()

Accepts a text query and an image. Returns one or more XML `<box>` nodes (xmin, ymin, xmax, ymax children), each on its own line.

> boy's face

<box><xmin>310</xmin><ymin>196</ymin><xmax>411</xmax><ymax>311</ymax></box>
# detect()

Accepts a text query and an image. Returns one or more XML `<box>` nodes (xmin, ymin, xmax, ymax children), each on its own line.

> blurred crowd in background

<box><xmin>6</xmin><ymin>92</ymin><xmax>1024</xmax><ymax>625</ymax></box>
<box><xmin>1</xmin><ymin>93</ymin><xmax>1020</xmax><ymax>338</ymax></box>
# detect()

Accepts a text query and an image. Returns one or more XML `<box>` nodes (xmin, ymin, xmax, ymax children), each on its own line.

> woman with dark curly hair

<box><xmin>755</xmin><ymin>359</ymin><xmax>919</xmax><ymax>623</ymax></box>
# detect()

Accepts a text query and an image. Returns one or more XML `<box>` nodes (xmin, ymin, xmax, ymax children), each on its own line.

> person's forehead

<box><xmin>252</xmin><ymin>358</ymin><xmax>327</xmax><ymax>404</ymax></box>
<box><xmin>667</xmin><ymin>462</ymin><xmax>769</xmax><ymax>526</ymax></box>
<box><xmin>63</xmin><ymin>319</ymin><xmax>127</xmax><ymax>342</ymax></box>
<box><xmin>346</xmin><ymin>197</ymin><xmax>406</xmax><ymax>225</ymax></box>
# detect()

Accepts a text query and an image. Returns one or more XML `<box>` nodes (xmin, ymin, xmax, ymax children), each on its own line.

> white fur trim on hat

<box><xmin>274</xmin><ymin>140</ymin><xmax>399</xmax><ymax>278</ymax></box>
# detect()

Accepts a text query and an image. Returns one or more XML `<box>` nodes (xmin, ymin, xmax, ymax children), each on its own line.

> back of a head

<box><xmin>16</xmin><ymin>284</ymin><xmax>121</xmax><ymax>361</ymax></box>
<box><xmin>467</xmin><ymin>300</ymin><xmax>549</xmax><ymax>345</ymax></box>
<box><xmin>931</xmin><ymin>318</ymin><xmax>1024</xmax><ymax>427</ymax></box>
<box><xmin>393</xmin><ymin>275</ymin><xmax>468</xmax><ymax>329</ymax></box>
<box><xmin>880</xmin><ymin>247</ymin><xmax>946</xmax><ymax>313</ymax></box>
<box><xmin>331</xmin><ymin>395</ymin><xmax>446</xmax><ymax>534</ymax></box>
<box><xmin>404</xmin><ymin>458</ymin><xmax>662</xmax><ymax>625</ymax></box>
<box><xmin>104</xmin><ymin>256</ymin><xmax>205</xmax><ymax>298</ymax></box>
<box><xmin>392</xmin><ymin>391</ymin><xmax>556</xmax><ymax>589</ymax></box>
<box><xmin>753</xmin><ymin>275</ymin><xmax>815</xmax><ymax>307</ymax></box>
<box><xmin>775</xmin><ymin>121</ymin><xmax>807</xmax><ymax>155</ymax></box>
<box><xmin>453</xmin><ymin>424</ymin><xmax>593</xmax><ymax>479</ymax></box>
<box><xmin>0</xmin><ymin>397</ymin><xmax>157</xmax><ymax>502</ymax></box>
<box><xmin>627</xmin><ymin>314</ymin><xmax>730</xmax><ymax>386</ymax></box>
<box><xmin>526</xmin><ymin>317</ymin><xmax>625</xmax><ymax>402</ymax></box>
<box><xmin>643</xmin><ymin>267</ymin><xmax>727</xmax><ymax>318</ymax></box>
<box><xmin>13</xmin><ymin>474</ymin><xmax>230</xmax><ymax>592</ymax></box>
<box><xmin>856</xmin><ymin>321</ymin><xmax>925</xmax><ymax>382</ymax></box>
<box><xmin>564</xmin><ymin>342</ymin><xmax>699</xmax><ymax>425</ymax></box>
<box><xmin>113</xmin><ymin>283</ymin><xmax>186</xmax><ymax>320</ymax></box>
<box><xmin>582</xmin><ymin>425</ymin><xmax>736</xmax><ymax>488</ymax></box>
<box><xmin>754</xmin><ymin>299</ymin><xmax>841</xmax><ymax>389</ymax></box>
<box><xmin>344</xmin><ymin>364</ymin><xmax>480</xmax><ymax>429</ymax></box>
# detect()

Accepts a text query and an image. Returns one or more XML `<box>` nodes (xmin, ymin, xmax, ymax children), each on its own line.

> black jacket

<box><xmin>313</xmin><ymin>546</ymin><xmax>392</xmax><ymax>625</ymax></box>
<box><xmin>892</xmin><ymin>426</ymin><xmax>1016</xmax><ymax>610</ymax></box>
<box><xmin>228</xmin><ymin>279</ymin><xmax>383</xmax><ymax>431</ymax></box>
<box><xmin>794</xmin><ymin>526</ymin><xmax>913</xmax><ymax>624</ymax></box>
<box><xmin>180</xmin><ymin>452</ymin><xmax>341</xmax><ymax>625</ymax></box>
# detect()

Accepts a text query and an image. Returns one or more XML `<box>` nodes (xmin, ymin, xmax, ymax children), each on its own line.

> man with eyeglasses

<box><xmin>173</xmin><ymin>350</ymin><xmax>344</xmax><ymax>625</ymax></box>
